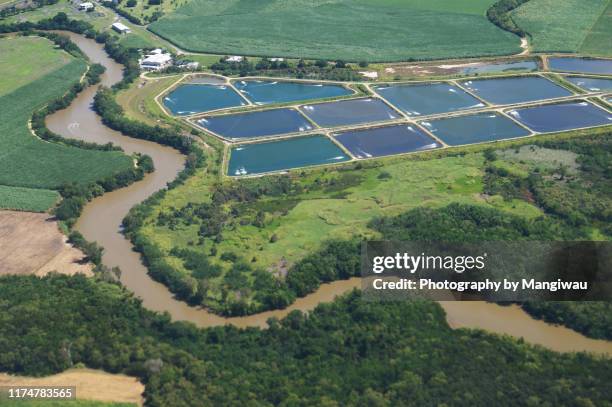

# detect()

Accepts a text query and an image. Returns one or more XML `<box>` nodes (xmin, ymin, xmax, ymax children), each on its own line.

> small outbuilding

<box><xmin>226</xmin><ymin>56</ymin><xmax>244</xmax><ymax>63</ymax></box>
<box><xmin>78</xmin><ymin>2</ymin><xmax>94</xmax><ymax>10</ymax></box>
<box><xmin>111</xmin><ymin>22</ymin><xmax>131</xmax><ymax>34</ymax></box>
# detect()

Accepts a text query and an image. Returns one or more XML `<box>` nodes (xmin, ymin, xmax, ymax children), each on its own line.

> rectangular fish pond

<box><xmin>458</xmin><ymin>60</ymin><xmax>538</xmax><ymax>75</ymax></box>
<box><xmin>233</xmin><ymin>80</ymin><xmax>353</xmax><ymax>105</ymax></box>
<box><xmin>548</xmin><ymin>57</ymin><xmax>612</xmax><ymax>75</ymax></box>
<box><xmin>163</xmin><ymin>83</ymin><xmax>247</xmax><ymax>115</ymax></box>
<box><xmin>459</xmin><ymin>76</ymin><xmax>572</xmax><ymax>105</ymax></box>
<box><xmin>196</xmin><ymin>108</ymin><xmax>314</xmax><ymax>140</ymax></box>
<box><xmin>372</xmin><ymin>82</ymin><xmax>484</xmax><ymax>117</ymax></box>
<box><xmin>420</xmin><ymin>112</ymin><xmax>530</xmax><ymax>146</ymax></box>
<box><xmin>506</xmin><ymin>101</ymin><xmax>612</xmax><ymax>133</ymax></box>
<box><xmin>299</xmin><ymin>98</ymin><xmax>399</xmax><ymax>127</ymax></box>
<box><xmin>333</xmin><ymin>124</ymin><xmax>441</xmax><ymax>159</ymax></box>
<box><xmin>564</xmin><ymin>76</ymin><xmax>612</xmax><ymax>92</ymax></box>
<box><xmin>227</xmin><ymin>135</ymin><xmax>350</xmax><ymax>176</ymax></box>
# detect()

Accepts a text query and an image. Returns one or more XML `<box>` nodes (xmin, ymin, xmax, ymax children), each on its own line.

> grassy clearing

<box><xmin>579</xmin><ymin>0</ymin><xmax>612</xmax><ymax>56</ymax></box>
<box><xmin>116</xmin><ymin>75</ymin><xmax>180</xmax><ymax>125</ymax></box>
<box><xmin>0</xmin><ymin>185</ymin><xmax>59</xmax><ymax>212</ymax></box>
<box><xmin>3</xmin><ymin>0</ymin><xmax>115</xmax><ymax>31</ymax></box>
<box><xmin>149</xmin><ymin>0</ymin><xmax>521</xmax><ymax>62</ymax></box>
<box><xmin>140</xmin><ymin>149</ymin><xmax>541</xmax><ymax>278</ymax></box>
<box><xmin>511</xmin><ymin>0</ymin><xmax>610</xmax><ymax>54</ymax></box>
<box><xmin>0</xmin><ymin>36</ymin><xmax>132</xmax><ymax>191</ymax></box>
<box><xmin>0</xmin><ymin>36</ymin><xmax>73</xmax><ymax>97</ymax></box>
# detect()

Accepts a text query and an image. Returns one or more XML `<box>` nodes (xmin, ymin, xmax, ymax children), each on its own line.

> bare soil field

<box><xmin>0</xmin><ymin>368</ymin><xmax>144</xmax><ymax>406</ymax></box>
<box><xmin>0</xmin><ymin>211</ymin><xmax>92</xmax><ymax>276</ymax></box>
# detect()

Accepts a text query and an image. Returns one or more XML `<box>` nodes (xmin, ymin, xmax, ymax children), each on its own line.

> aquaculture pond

<box><xmin>333</xmin><ymin>124</ymin><xmax>441</xmax><ymax>158</ymax></box>
<box><xmin>420</xmin><ymin>112</ymin><xmax>530</xmax><ymax>146</ymax></box>
<box><xmin>299</xmin><ymin>98</ymin><xmax>399</xmax><ymax>127</ymax></box>
<box><xmin>459</xmin><ymin>60</ymin><xmax>538</xmax><ymax>75</ymax></box>
<box><xmin>507</xmin><ymin>101</ymin><xmax>612</xmax><ymax>133</ymax></box>
<box><xmin>548</xmin><ymin>57</ymin><xmax>612</xmax><ymax>75</ymax></box>
<box><xmin>233</xmin><ymin>80</ymin><xmax>353</xmax><ymax>105</ymax></box>
<box><xmin>564</xmin><ymin>76</ymin><xmax>612</xmax><ymax>92</ymax></box>
<box><xmin>372</xmin><ymin>83</ymin><xmax>484</xmax><ymax>117</ymax></box>
<box><xmin>196</xmin><ymin>108</ymin><xmax>313</xmax><ymax>139</ymax></box>
<box><xmin>228</xmin><ymin>135</ymin><xmax>349</xmax><ymax>176</ymax></box>
<box><xmin>459</xmin><ymin>76</ymin><xmax>572</xmax><ymax>105</ymax></box>
<box><xmin>163</xmin><ymin>84</ymin><xmax>246</xmax><ymax>115</ymax></box>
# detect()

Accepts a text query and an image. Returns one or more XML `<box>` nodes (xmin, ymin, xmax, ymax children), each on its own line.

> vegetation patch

<box><xmin>148</xmin><ymin>0</ymin><xmax>521</xmax><ymax>62</ymax></box>
<box><xmin>0</xmin><ymin>185</ymin><xmax>59</xmax><ymax>212</ymax></box>
<box><xmin>511</xmin><ymin>0</ymin><xmax>610</xmax><ymax>54</ymax></box>
<box><xmin>0</xmin><ymin>36</ymin><xmax>133</xmax><ymax>191</ymax></box>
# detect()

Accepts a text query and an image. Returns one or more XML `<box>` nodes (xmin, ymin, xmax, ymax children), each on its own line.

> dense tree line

<box><xmin>207</xmin><ymin>57</ymin><xmax>366</xmax><ymax>81</ymax></box>
<box><xmin>1</xmin><ymin>275</ymin><xmax>611</xmax><ymax>406</ymax></box>
<box><xmin>484</xmin><ymin>132</ymin><xmax>611</xmax><ymax>236</ymax></box>
<box><xmin>486</xmin><ymin>0</ymin><xmax>531</xmax><ymax>37</ymax></box>
<box><xmin>522</xmin><ymin>302</ymin><xmax>612</xmax><ymax>340</ymax></box>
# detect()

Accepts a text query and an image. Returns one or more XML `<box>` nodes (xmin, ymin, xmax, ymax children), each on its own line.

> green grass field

<box><xmin>0</xmin><ymin>185</ymin><xmax>59</xmax><ymax>212</ymax></box>
<box><xmin>512</xmin><ymin>0</ymin><xmax>611</xmax><ymax>55</ymax></box>
<box><xmin>148</xmin><ymin>0</ymin><xmax>521</xmax><ymax>62</ymax></box>
<box><xmin>579</xmin><ymin>0</ymin><xmax>612</xmax><ymax>56</ymax></box>
<box><xmin>0</xmin><ymin>36</ymin><xmax>133</xmax><ymax>210</ymax></box>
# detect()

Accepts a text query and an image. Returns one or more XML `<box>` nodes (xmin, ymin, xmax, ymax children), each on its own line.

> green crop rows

<box><xmin>149</xmin><ymin>0</ymin><xmax>521</xmax><ymax>62</ymax></box>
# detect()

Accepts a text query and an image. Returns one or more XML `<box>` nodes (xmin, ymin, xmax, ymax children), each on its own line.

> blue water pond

<box><xmin>299</xmin><ymin>98</ymin><xmax>399</xmax><ymax>127</ymax></box>
<box><xmin>197</xmin><ymin>108</ymin><xmax>314</xmax><ymax>139</ymax></box>
<box><xmin>233</xmin><ymin>80</ymin><xmax>352</xmax><ymax>105</ymax></box>
<box><xmin>459</xmin><ymin>76</ymin><xmax>572</xmax><ymax>105</ymax></box>
<box><xmin>564</xmin><ymin>76</ymin><xmax>612</xmax><ymax>92</ymax></box>
<box><xmin>333</xmin><ymin>124</ymin><xmax>441</xmax><ymax>158</ymax></box>
<box><xmin>373</xmin><ymin>82</ymin><xmax>484</xmax><ymax>116</ymax></box>
<box><xmin>228</xmin><ymin>135</ymin><xmax>349</xmax><ymax>175</ymax></box>
<box><xmin>421</xmin><ymin>112</ymin><xmax>530</xmax><ymax>146</ymax></box>
<box><xmin>548</xmin><ymin>57</ymin><xmax>612</xmax><ymax>75</ymax></box>
<box><xmin>507</xmin><ymin>101</ymin><xmax>612</xmax><ymax>133</ymax></box>
<box><xmin>163</xmin><ymin>84</ymin><xmax>246</xmax><ymax>115</ymax></box>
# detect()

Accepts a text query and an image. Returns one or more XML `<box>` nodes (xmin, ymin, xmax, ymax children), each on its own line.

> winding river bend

<box><xmin>45</xmin><ymin>33</ymin><xmax>612</xmax><ymax>355</ymax></box>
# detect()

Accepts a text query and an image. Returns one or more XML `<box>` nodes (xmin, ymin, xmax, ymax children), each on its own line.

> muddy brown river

<box><xmin>45</xmin><ymin>32</ymin><xmax>612</xmax><ymax>355</ymax></box>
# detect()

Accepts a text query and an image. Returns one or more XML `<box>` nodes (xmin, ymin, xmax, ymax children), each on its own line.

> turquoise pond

<box><xmin>233</xmin><ymin>80</ymin><xmax>352</xmax><ymax>105</ymax></box>
<box><xmin>228</xmin><ymin>135</ymin><xmax>349</xmax><ymax>175</ymax></box>
<box><xmin>507</xmin><ymin>101</ymin><xmax>612</xmax><ymax>133</ymax></box>
<box><xmin>564</xmin><ymin>76</ymin><xmax>612</xmax><ymax>92</ymax></box>
<box><xmin>163</xmin><ymin>84</ymin><xmax>246</xmax><ymax>115</ymax></box>
<box><xmin>459</xmin><ymin>60</ymin><xmax>538</xmax><ymax>75</ymax></box>
<box><xmin>548</xmin><ymin>57</ymin><xmax>612</xmax><ymax>75</ymax></box>
<box><xmin>459</xmin><ymin>76</ymin><xmax>572</xmax><ymax>105</ymax></box>
<box><xmin>299</xmin><ymin>98</ymin><xmax>399</xmax><ymax>127</ymax></box>
<box><xmin>196</xmin><ymin>108</ymin><xmax>314</xmax><ymax>139</ymax></box>
<box><xmin>420</xmin><ymin>112</ymin><xmax>530</xmax><ymax>146</ymax></box>
<box><xmin>372</xmin><ymin>83</ymin><xmax>484</xmax><ymax>117</ymax></box>
<box><xmin>333</xmin><ymin>124</ymin><xmax>441</xmax><ymax>158</ymax></box>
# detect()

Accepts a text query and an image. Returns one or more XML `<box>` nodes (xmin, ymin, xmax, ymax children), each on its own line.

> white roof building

<box><xmin>78</xmin><ymin>2</ymin><xmax>94</xmax><ymax>10</ymax></box>
<box><xmin>140</xmin><ymin>53</ymin><xmax>173</xmax><ymax>71</ymax></box>
<box><xmin>111</xmin><ymin>22</ymin><xmax>131</xmax><ymax>34</ymax></box>
<box><xmin>226</xmin><ymin>56</ymin><xmax>244</xmax><ymax>62</ymax></box>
